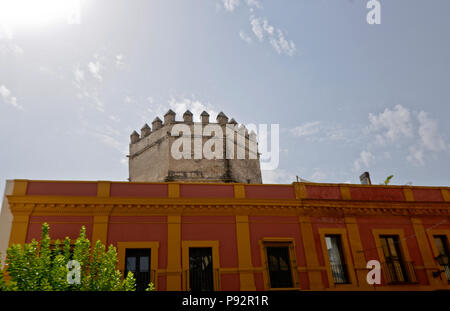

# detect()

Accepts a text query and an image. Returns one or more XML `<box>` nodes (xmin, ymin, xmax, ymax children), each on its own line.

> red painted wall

<box><xmin>350</xmin><ymin>187</ymin><xmax>405</xmax><ymax>201</ymax></box>
<box><xmin>245</xmin><ymin>185</ymin><xmax>295</xmax><ymax>199</ymax></box>
<box><xmin>306</xmin><ymin>186</ymin><xmax>341</xmax><ymax>200</ymax></box>
<box><xmin>412</xmin><ymin>189</ymin><xmax>443</xmax><ymax>201</ymax></box>
<box><xmin>110</xmin><ymin>183</ymin><xmax>168</xmax><ymax>197</ymax></box>
<box><xmin>27</xmin><ymin>215</ymin><xmax>93</xmax><ymax>242</ymax></box>
<box><xmin>180</xmin><ymin>184</ymin><xmax>234</xmax><ymax>198</ymax></box>
<box><xmin>26</xmin><ymin>182</ymin><xmax>97</xmax><ymax>196</ymax></box>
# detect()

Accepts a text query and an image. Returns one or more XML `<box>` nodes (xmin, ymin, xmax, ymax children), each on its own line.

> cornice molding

<box><xmin>7</xmin><ymin>195</ymin><xmax>450</xmax><ymax>217</ymax></box>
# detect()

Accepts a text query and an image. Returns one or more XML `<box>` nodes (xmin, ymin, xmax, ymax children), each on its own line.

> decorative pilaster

<box><xmin>236</xmin><ymin>215</ymin><xmax>256</xmax><ymax>290</ymax></box>
<box><xmin>344</xmin><ymin>217</ymin><xmax>371</xmax><ymax>288</ymax></box>
<box><xmin>410</xmin><ymin>218</ymin><xmax>444</xmax><ymax>286</ymax></box>
<box><xmin>9</xmin><ymin>180</ymin><xmax>31</xmax><ymax>246</ymax></box>
<box><xmin>298</xmin><ymin>216</ymin><xmax>323</xmax><ymax>289</ymax></box>
<box><xmin>166</xmin><ymin>215</ymin><xmax>182</xmax><ymax>290</ymax></box>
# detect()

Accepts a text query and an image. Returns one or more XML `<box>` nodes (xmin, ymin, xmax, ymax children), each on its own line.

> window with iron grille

<box><xmin>379</xmin><ymin>235</ymin><xmax>414</xmax><ymax>284</ymax></box>
<box><xmin>433</xmin><ymin>235</ymin><xmax>450</xmax><ymax>281</ymax></box>
<box><xmin>125</xmin><ymin>249</ymin><xmax>151</xmax><ymax>291</ymax></box>
<box><xmin>265</xmin><ymin>246</ymin><xmax>293</xmax><ymax>288</ymax></box>
<box><xmin>325</xmin><ymin>235</ymin><xmax>349</xmax><ymax>284</ymax></box>
<box><xmin>189</xmin><ymin>247</ymin><xmax>214</xmax><ymax>291</ymax></box>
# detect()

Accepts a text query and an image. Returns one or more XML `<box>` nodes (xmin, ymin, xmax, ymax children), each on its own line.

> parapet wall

<box><xmin>11</xmin><ymin>179</ymin><xmax>450</xmax><ymax>203</ymax></box>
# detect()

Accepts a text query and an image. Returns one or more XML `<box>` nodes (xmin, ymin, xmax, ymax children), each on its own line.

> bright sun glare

<box><xmin>0</xmin><ymin>0</ymin><xmax>80</xmax><ymax>26</ymax></box>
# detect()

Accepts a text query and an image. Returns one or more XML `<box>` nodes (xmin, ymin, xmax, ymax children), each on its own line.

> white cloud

<box><xmin>0</xmin><ymin>25</ymin><xmax>23</xmax><ymax>55</ymax></box>
<box><xmin>73</xmin><ymin>52</ymin><xmax>125</xmax><ymax>112</ymax></box>
<box><xmin>407</xmin><ymin>145</ymin><xmax>425</xmax><ymax>166</ymax></box>
<box><xmin>73</xmin><ymin>66</ymin><xmax>85</xmax><ymax>83</ymax></box>
<box><xmin>290</xmin><ymin>121</ymin><xmax>357</xmax><ymax>143</ymax></box>
<box><xmin>239</xmin><ymin>30</ymin><xmax>252</xmax><ymax>44</ymax></box>
<box><xmin>249</xmin><ymin>15</ymin><xmax>296</xmax><ymax>56</ymax></box>
<box><xmin>88</xmin><ymin>61</ymin><xmax>102</xmax><ymax>81</ymax></box>
<box><xmin>417</xmin><ymin>111</ymin><xmax>447</xmax><ymax>152</ymax></box>
<box><xmin>362</xmin><ymin>105</ymin><xmax>449</xmax><ymax>168</ymax></box>
<box><xmin>115</xmin><ymin>54</ymin><xmax>124</xmax><ymax>66</ymax></box>
<box><xmin>0</xmin><ymin>84</ymin><xmax>23</xmax><ymax>110</ymax></box>
<box><xmin>406</xmin><ymin>111</ymin><xmax>448</xmax><ymax>166</ymax></box>
<box><xmin>250</xmin><ymin>16</ymin><xmax>264</xmax><ymax>41</ymax></box>
<box><xmin>222</xmin><ymin>0</ymin><xmax>261</xmax><ymax>11</ymax></box>
<box><xmin>246</xmin><ymin>0</ymin><xmax>262</xmax><ymax>9</ymax></box>
<box><xmin>262</xmin><ymin>19</ymin><xmax>274</xmax><ymax>36</ymax></box>
<box><xmin>221</xmin><ymin>1</ymin><xmax>295</xmax><ymax>56</ymax></box>
<box><xmin>223</xmin><ymin>0</ymin><xmax>240</xmax><ymax>12</ymax></box>
<box><xmin>291</xmin><ymin>121</ymin><xmax>321</xmax><ymax>137</ymax></box>
<box><xmin>353</xmin><ymin>150</ymin><xmax>374</xmax><ymax>172</ymax></box>
<box><xmin>368</xmin><ymin>104</ymin><xmax>413</xmax><ymax>144</ymax></box>
<box><xmin>270</xmin><ymin>29</ymin><xmax>296</xmax><ymax>56</ymax></box>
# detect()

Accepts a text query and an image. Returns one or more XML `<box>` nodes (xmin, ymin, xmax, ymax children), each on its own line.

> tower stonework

<box><xmin>128</xmin><ymin>110</ymin><xmax>262</xmax><ymax>183</ymax></box>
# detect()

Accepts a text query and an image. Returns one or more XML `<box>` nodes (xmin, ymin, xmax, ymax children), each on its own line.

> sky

<box><xmin>0</xmin><ymin>0</ymin><xmax>449</xmax><ymax>194</ymax></box>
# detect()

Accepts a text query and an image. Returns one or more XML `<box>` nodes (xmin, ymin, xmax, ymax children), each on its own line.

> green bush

<box><xmin>0</xmin><ymin>223</ymin><xmax>154</xmax><ymax>291</ymax></box>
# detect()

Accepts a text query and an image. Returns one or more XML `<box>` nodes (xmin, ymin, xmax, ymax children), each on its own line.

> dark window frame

<box><xmin>324</xmin><ymin>235</ymin><xmax>349</xmax><ymax>284</ymax></box>
<box><xmin>264</xmin><ymin>243</ymin><xmax>295</xmax><ymax>289</ymax></box>
<box><xmin>188</xmin><ymin>247</ymin><xmax>214</xmax><ymax>291</ymax></box>
<box><xmin>124</xmin><ymin>248</ymin><xmax>151</xmax><ymax>291</ymax></box>
<box><xmin>433</xmin><ymin>235</ymin><xmax>450</xmax><ymax>282</ymax></box>
<box><xmin>379</xmin><ymin>235</ymin><xmax>414</xmax><ymax>284</ymax></box>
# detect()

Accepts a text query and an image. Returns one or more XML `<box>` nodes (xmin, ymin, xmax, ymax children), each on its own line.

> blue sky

<box><xmin>0</xmin><ymin>0</ymin><xmax>449</xmax><ymax>190</ymax></box>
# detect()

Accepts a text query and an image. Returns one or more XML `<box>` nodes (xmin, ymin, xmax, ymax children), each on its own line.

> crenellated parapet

<box><xmin>129</xmin><ymin>110</ymin><xmax>247</xmax><ymax>144</ymax></box>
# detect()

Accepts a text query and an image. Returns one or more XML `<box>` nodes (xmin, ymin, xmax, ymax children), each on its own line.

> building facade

<box><xmin>1</xmin><ymin>179</ymin><xmax>450</xmax><ymax>291</ymax></box>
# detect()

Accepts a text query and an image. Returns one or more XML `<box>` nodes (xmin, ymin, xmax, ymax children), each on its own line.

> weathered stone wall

<box><xmin>129</xmin><ymin>111</ymin><xmax>263</xmax><ymax>183</ymax></box>
<box><xmin>129</xmin><ymin>125</ymin><xmax>170</xmax><ymax>182</ymax></box>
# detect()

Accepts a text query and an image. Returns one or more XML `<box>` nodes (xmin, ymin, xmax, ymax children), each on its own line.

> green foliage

<box><xmin>0</xmin><ymin>223</ymin><xmax>144</xmax><ymax>291</ymax></box>
<box><xmin>383</xmin><ymin>175</ymin><xmax>394</xmax><ymax>185</ymax></box>
<box><xmin>0</xmin><ymin>254</ymin><xmax>5</xmax><ymax>290</ymax></box>
<box><xmin>145</xmin><ymin>282</ymin><xmax>155</xmax><ymax>291</ymax></box>
<box><xmin>123</xmin><ymin>271</ymin><xmax>137</xmax><ymax>291</ymax></box>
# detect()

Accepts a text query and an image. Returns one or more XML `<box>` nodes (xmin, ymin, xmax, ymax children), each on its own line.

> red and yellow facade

<box><xmin>2</xmin><ymin>179</ymin><xmax>450</xmax><ymax>291</ymax></box>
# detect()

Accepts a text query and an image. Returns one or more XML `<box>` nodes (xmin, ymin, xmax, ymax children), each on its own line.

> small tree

<box><xmin>0</xmin><ymin>223</ymin><xmax>154</xmax><ymax>291</ymax></box>
<box><xmin>383</xmin><ymin>175</ymin><xmax>394</xmax><ymax>185</ymax></box>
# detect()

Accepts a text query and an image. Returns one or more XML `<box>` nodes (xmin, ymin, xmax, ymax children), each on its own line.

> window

<box><xmin>325</xmin><ymin>235</ymin><xmax>349</xmax><ymax>284</ymax></box>
<box><xmin>189</xmin><ymin>247</ymin><xmax>214</xmax><ymax>291</ymax></box>
<box><xmin>380</xmin><ymin>235</ymin><xmax>411</xmax><ymax>283</ymax></box>
<box><xmin>433</xmin><ymin>235</ymin><xmax>450</xmax><ymax>281</ymax></box>
<box><xmin>125</xmin><ymin>249</ymin><xmax>151</xmax><ymax>291</ymax></box>
<box><xmin>266</xmin><ymin>246</ymin><xmax>293</xmax><ymax>288</ymax></box>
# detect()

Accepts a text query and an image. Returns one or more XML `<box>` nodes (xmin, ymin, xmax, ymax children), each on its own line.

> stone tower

<box><xmin>128</xmin><ymin>110</ymin><xmax>262</xmax><ymax>183</ymax></box>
